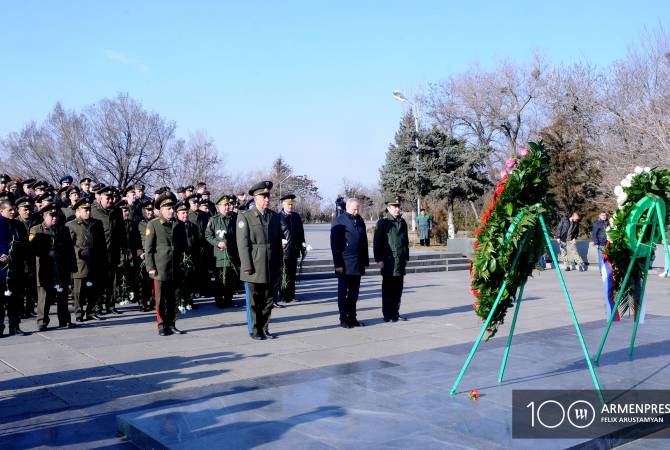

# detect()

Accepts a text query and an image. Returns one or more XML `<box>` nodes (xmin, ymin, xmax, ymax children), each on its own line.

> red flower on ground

<box><xmin>472</xmin><ymin>302</ymin><xmax>478</xmax><ymax>311</ymax></box>
<box><xmin>468</xmin><ymin>389</ymin><xmax>480</xmax><ymax>400</ymax></box>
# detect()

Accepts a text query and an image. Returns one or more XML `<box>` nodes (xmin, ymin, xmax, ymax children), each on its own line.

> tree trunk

<box><xmin>447</xmin><ymin>196</ymin><xmax>456</xmax><ymax>240</ymax></box>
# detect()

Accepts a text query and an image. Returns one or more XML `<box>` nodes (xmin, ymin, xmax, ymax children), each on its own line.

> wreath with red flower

<box><xmin>470</xmin><ymin>141</ymin><xmax>554</xmax><ymax>339</ymax></box>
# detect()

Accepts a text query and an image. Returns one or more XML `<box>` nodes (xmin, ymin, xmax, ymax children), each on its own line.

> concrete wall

<box><xmin>448</xmin><ymin>238</ymin><xmax>667</xmax><ymax>268</ymax></box>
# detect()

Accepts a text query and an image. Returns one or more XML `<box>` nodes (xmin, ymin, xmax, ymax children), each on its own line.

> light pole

<box><xmin>277</xmin><ymin>174</ymin><xmax>291</xmax><ymax>207</ymax></box>
<box><xmin>392</xmin><ymin>90</ymin><xmax>421</xmax><ymax>231</ymax></box>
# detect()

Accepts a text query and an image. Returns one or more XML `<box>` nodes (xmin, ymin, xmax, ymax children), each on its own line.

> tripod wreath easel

<box><xmin>593</xmin><ymin>194</ymin><xmax>670</xmax><ymax>364</ymax></box>
<box><xmin>450</xmin><ymin>204</ymin><xmax>604</xmax><ymax>403</ymax></box>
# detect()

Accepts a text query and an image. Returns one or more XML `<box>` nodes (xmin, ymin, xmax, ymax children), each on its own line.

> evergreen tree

<box><xmin>423</xmin><ymin>126</ymin><xmax>490</xmax><ymax>239</ymax></box>
<box><xmin>540</xmin><ymin>116</ymin><xmax>603</xmax><ymax>227</ymax></box>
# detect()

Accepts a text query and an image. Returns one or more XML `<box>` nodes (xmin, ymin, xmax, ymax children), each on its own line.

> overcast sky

<box><xmin>1</xmin><ymin>1</ymin><xmax>668</xmax><ymax>199</ymax></box>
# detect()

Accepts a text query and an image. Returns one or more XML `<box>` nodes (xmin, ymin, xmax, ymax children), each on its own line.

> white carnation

<box><xmin>634</xmin><ymin>166</ymin><xmax>644</xmax><ymax>174</ymax></box>
<box><xmin>644</xmin><ymin>167</ymin><xmax>651</xmax><ymax>172</ymax></box>
<box><xmin>620</xmin><ymin>178</ymin><xmax>632</xmax><ymax>188</ymax></box>
<box><xmin>617</xmin><ymin>192</ymin><xmax>628</xmax><ymax>205</ymax></box>
<box><xmin>614</xmin><ymin>185</ymin><xmax>623</xmax><ymax>196</ymax></box>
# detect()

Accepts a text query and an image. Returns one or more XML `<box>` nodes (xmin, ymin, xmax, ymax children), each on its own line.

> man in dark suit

<box><xmin>330</xmin><ymin>198</ymin><xmax>369</xmax><ymax>328</ymax></box>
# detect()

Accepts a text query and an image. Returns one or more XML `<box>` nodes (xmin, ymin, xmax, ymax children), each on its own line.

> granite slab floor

<box><xmin>2</xmin><ymin>263</ymin><xmax>670</xmax><ymax>449</ymax></box>
<box><xmin>116</xmin><ymin>315</ymin><xmax>670</xmax><ymax>449</ymax></box>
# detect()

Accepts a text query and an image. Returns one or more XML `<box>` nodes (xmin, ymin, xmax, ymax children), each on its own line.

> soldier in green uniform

<box><xmin>175</xmin><ymin>201</ymin><xmax>200</xmax><ymax>312</ymax></box>
<box><xmin>61</xmin><ymin>187</ymin><xmax>81</xmax><ymax>221</ymax></box>
<box><xmin>373</xmin><ymin>195</ymin><xmax>410</xmax><ymax>322</ymax></box>
<box><xmin>15</xmin><ymin>196</ymin><xmax>36</xmax><ymax>318</ymax></box>
<box><xmin>135</xmin><ymin>198</ymin><xmax>155</xmax><ymax>312</ymax></box>
<box><xmin>205</xmin><ymin>194</ymin><xmax>240</xmax><ymax>308</ymax></box>
<box><xmin>91</xmin><ymin>186</ymin><xmax>123</xmax><ymax>314</ymax></box>
<box><xmin>112</xmin><ymin>200</ymin><xmax>137</xmax><ymax>306</ymax></box>
<box><xmin>30</xmin><ymin>203</ymin><xmax>77</xmax><ymax>331</ymax></box>
<box><xmin>236</xmin><ymin>181</ymin><xmax>283</xmax><ymax>340</ymax></box>
<box><xmin>145</xmin><ymin>193</ymin><xmax>185</xmax><ymax>336</ymax></box>
<box><xmin>66</xmin><ymin>198</ymin><xmax>108</xmax><ymax>321</ymax></box>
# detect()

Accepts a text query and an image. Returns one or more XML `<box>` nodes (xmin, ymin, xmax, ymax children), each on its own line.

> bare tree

<box><xmin>1</xmin><ymin>104</ymin><xmax>91</xmax><ymax>183</ymax></box>
<box><xmin>158</xmin><ymin>130</ymin><xmax>228</xmax><ymax>192</ymax></box>
<box><xmin>421</xmin><ymin>56</ymin><xmax>547</xmax><ymax>176</ymax></box>
<box><xmin>83</xmin><ymin>93</ymin><xmax>176</xmax><ymax>188</ymax></box>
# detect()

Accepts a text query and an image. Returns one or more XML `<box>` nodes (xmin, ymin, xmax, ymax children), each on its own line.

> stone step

<box><xmin>299</xmin><ymin>264</ymin><xmax>449</xmax><ymax>280</ymax></box>
<box><xmin>299</xmin><ymin>258</ymin><xmax>469</xmax><ymax>274</ymax></box>
<box><xmin>301</xmin><ymin>252</ymin><xmax>462</xmax><ymax>267</ymax></box>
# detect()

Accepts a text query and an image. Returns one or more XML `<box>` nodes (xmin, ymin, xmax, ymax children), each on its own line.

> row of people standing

<box><xmin>0</xmin><ymin>175</ymin><xmax>309</xmax><ymax>339</ymax></box>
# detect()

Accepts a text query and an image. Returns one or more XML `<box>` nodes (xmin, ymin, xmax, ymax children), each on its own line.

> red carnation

<box><xmin>468</xmin><ymin>389</ymin><xmax>480</xmax><ymax>400</ymax></box>
<box><xmin>473</xmin><ymin>240</ymin><xmax>479</xmax><ymax>249</ymax></box>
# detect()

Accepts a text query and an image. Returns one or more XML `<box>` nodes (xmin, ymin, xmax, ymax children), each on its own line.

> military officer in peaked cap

<box><xmin>79</xmin><ymin>177</ymin><xmax>93</xmax><ymax>200</ymax></box>
<box><xmin>205</xmin><ymin>194</ymin><xmax>240</xmax><ymax>308</ymax></box>
<box><xmin>277</xmin><ymin>194</ymin><xmax>306</xmax><ymax>304</ymax></box>
<box><xmin>373</xmin><ymin>195</ymin><xmax>410</xmax><ymax>322</ymax></box>
<box><xmin>91</xmin><ymin>185</ymin><xmax>124</xmax><ymax>314</ymax></box>
<box><xmin>135</xmin><ymin>198</ymin><xmax>156</xmax><ymax>312</ymax></box>
<box><xmin>15</xmin><ymin>196</ymin><xmax>37</xmax><ymax>318</ymax></box>
<box><xmin>236</xmin><ymin>181</ymin><xmax>283</xmax><ymax>340</ymax></box>
<box><xmin>30</xmin><ymin>203</ymin><xmax>77</xmax><ymax>331</ymax></box>
<box><xmin>66</xmin><ymin>198</ymin><xmax>108</xmax><ymax>321</ymax></box>
<box><xmin>59</xmin><ymin>175</ymin><xmax>73</xmax><ymax>189</ymax></box>
<box><xmin>145</xmin><ymin>192</ymin><xmax>185</xmax><ymax>336</ymax></box>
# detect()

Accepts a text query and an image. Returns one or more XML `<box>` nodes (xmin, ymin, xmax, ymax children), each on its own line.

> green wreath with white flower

<box><xmin>604</xmin><ymin>166</ymin><xmax>670</xmax><ymax>315</ymax></box>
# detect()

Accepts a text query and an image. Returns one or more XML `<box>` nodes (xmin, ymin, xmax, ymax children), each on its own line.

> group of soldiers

<box><xmin>0</xmin><ymin>175</ymin><xmax>308</xmax><ymax>339</ymax></box>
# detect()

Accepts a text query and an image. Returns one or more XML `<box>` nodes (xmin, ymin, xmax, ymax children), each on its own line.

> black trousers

<box><xmin>138</xmin><ymin>269</ymin><xmax>154</xmax><ymax>308</ymax></box>
<box><xmin>245</xmin><ymin>282</ymin><xmax>274</xmax><ymax>335</ymax></box>
<box><xmin>101</xmin><ymin>269</ymin><xmax>115</xmax><ymax>309</ymax></box>
<box><xmin>37</xmin><ymin>285</ymin><xmax>71</xmax><ymax>327</ymax></box>
<box><xmin>337</xmin><ymin>274</ymin><xmax>361</xmax><ymax>324</ymax></box>
<box><xmin>72</xmin><ymin>277</ymin><xmax>99</xmax><ymax>318</ymax></box>
<box><xmin>22</xmin><ymin>272</ymin><xmax>37</xmax><ymax>315</ymax></box>
<box><xmin>0</xmin><ymin>278</ymin><xmax>20</xmax><ymax>330</ymax></box>
<box><xmin>278</xmin><ymin>256</ymin><xmax>298</xmax><ymax>302</ymax></box>
<box><xmin>214</xmin><ymin>266</ymin><xmax>238</xmax><ymax>306</ymax></box>
<box><xmin>154</xmin><ymin>279</ymin><xmax>176</xmax><ymax>330</ymax></box>
<box><xmin>175</xmin><ymin>270</ymin><xmax>195</xmax><ymax>308</ymax></box>
<box><xmin>382</xmin><ymin>275</ymin><xmax>404</xmax><ymax>320</ymax></box>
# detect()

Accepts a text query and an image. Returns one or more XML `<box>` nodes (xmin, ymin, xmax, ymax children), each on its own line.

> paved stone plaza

<box><xmin>1</xmin><ymin>225</ymin><xmax>670</xmax><ymax>448</ymax></box>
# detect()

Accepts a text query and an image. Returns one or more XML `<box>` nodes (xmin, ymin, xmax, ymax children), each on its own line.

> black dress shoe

<box><xmin>272</xmin><ymin>301</ymin><xmax>285</xmax><ymax>308</ymax></box>
<box><xmin>350</xmin><ymin>320</ymin><xmax>365</xmax><ymax>327</ymax></box>
<box><xmin>158</xmin><ymin>328</ymin><xmax>171</xmax><ymax>336</ymax></box>
<box><xmin>111</xmin><ymin>308</ymin><xmax>123</xmax><ymax>315</ymax></box>
<box><xmin>264</xmin><ymin>331</ymin><xmax>277</xmax><ymax>339</ymax></box>
<box><xmin>67</xmin><ymin>322</ymin><xmax>78</xmax><ymax>329</ymax></box>
<box><xmin>383</xmin><ymin>318</ymin><xmax>391</xmax><ymax>322</ymax></box>
<box><xmin>0</xmin><ymin>329</ymin><xmax>4</xmax><ymax>338</ymax></box>
<box><xmin>168</xmin><ymin>326</ymin><xmax>186</xmax><ymax>335</ymax></box>
<box><xmin>12</xmin><ymin>327</ymin><xmax>27</xmax><ymax>336</ymax></box>
<box><xmin>250</xmin><ymin>333</ymin><xmax>266</xmax><ymax>340</ymax></box>
<box><xmin>340</xmin><ymin>321</ymin><xmax>352</xmax><ymax>329</ymax></box>
<box><xmin>38</xmin><ymin>325</ymin><xmax>48</xmax><ymax>332</ymax></box>
<box><xmin>76</xmin><ymin>316</ymin><xmax>84</xmax><ymax>322</ymax></box>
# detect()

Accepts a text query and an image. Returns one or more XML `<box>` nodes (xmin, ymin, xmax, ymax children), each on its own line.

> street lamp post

<box><xmin>393</xmin><ymin>90</ymin><xmax>421</xmax><ymax>231</ymax></box>
<box><xmin>278</xmin><ymin>174</ymin><xmax>292</xmax><ymax>206</ymax></box>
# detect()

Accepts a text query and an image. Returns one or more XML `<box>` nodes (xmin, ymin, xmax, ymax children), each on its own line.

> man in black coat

<box><xmin>556</xmin><ymin>212</ymin><xmax>585</xmax><ymax>272</ymax></box>
<box><xmin>330</xmin><ymin>198</ymin><xmax>369</xmax><ymax>328</ymax></box>
<box><xmin>277</xmin><ymin>194</ymin><xmax>306</xmax><ymax>304</ymax></box>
